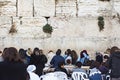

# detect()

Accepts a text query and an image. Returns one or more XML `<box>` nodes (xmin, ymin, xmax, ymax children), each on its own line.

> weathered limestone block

<box><xmin>0</xmin><ymin>16</ymin><xmax>12</xmax><ymax>36</ymax></box>
<box><xmin>79</xmin><ymin>0</ymin><xmax>97</xmax><ymax>3</ymax></box>
<box><xmin>18</xmin><ymin>0</ymin><xmax>33</xmax><ymax>17</ymax></box>
<box><xmin>50</xmin><ymin>17</ymin><xmax>111</xmax><ymax>37</ymax></box>
<box><xmin>0</xmin><ymin>0</ymin><xmax>16</xmax><ymax>16</ymax></box>
<box><xmin>98</xmin><ymin>1</ymin><xmax>113</xmax><ymax>16</ymax></box>
<box><xmin>56</xmin><ymin>6</ymin><xmax>76</xmax><ymax>17</ymax></box>
<box><xmin>0</xmin><ymin>16</ymin><xmax>11</xmax><ymax>27</ymax></box>
<box><xmin>78</xmin><ymin>0</ymin><xmax>99</xmax><ymax>16</ymax></box>
<box><xmin>114</xmin><ymin>0</ymin><xmax>120</xmax><ymax>2</ymax></box>
<box><xmin>114</xmin><ymin>1</ymin><xmax>120</xmax><ymax>14</ymax></box>
<box><xmin>34</xmin><ymin>0</ymin><xmax>55</xmax><ymax>17</ymax></box>
<box><xmin>56</xmin><ymin>0</ymin><xmax>76</xmax><ymax>6</ymax></box>
<box><xmin>20</xmin><ymin>38</ymin><xmax>44</xmax><ymax>49</ymax></box>
<box><xmin>0</xmin><ymin>37</ymin><xmax>5</xmax><ymax>49</ymax></box>
<box><xmin>78</xmin><ymin>5</ymin><xmax>99</xmax><ymax>16</ymax></box>
<box><xmin>2</xmin><ymin>36</ymin><xmax>44</xmax><ymax>50</ymax></box>
<box><xmin>111</xmin><ymin>21</ymin><xmax>120</xmax><ymax>37</ymax></box>
<box><xmin>55</xmin><ymin>0</ymin><xmax>76</xmax><ymax>17</ymax></box>
<box><xmin>17</xmin><ymin>17</ymin><xmax>46</xmax><ymax>27</ymax></box>
<box><xmin>9</xmin><ymin>17</ymin><xmax>47</xmax><ymax>38</ymax></box>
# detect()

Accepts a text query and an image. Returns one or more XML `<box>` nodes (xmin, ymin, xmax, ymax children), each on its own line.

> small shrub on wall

<box><xmin>43</xmin><ymin>23</ymin><xmax>53</xmax><ymax>34</ymax></box>
<box><xmin>98</xmin><ymin>16</ymin><xmax>105</xmax><ymax>31</ymax></box>
<box><xmin>9</xmin><ymin>23</ymin><xmax>17</xmax><ymax>35</ymax></box>
<box><xmin>98</xmin><ymin>16</ymin><xmax>104</xmax><ymax>21</ymax></box>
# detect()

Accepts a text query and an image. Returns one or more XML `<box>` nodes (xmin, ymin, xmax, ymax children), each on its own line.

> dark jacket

<box><xmin>96</xmin><ymin>54</ymin><xmax>103</xmax><ymax>64</ymax></box>
<box><xmin>0</xmin><ymin>61</ymin><xmax>28</xmax><ymax>80</ymax></box>
<box><xmin>50</xmin><ymin>55</ymin><xmax>65</xmax><ymax>68</ymax></box>
<box><xmin>30</xmin><ymin>54</ymin><xmax>47</xmax><ymax>76</ymax></box>
<box><xmin>99</xmin><ymin>66</ymin><xmax>109</xmax><ymax>74</ymax></box>
<box><xmin>108</xmin><ymin>51</ymin><xmax>120</xmax><ymax>78</ymax></box>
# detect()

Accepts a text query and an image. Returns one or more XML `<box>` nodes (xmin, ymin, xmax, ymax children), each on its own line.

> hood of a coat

<box><xmin>113</xmin><ymin>51</ymin><xmax>120</xmax><ymax>58</ymax></box>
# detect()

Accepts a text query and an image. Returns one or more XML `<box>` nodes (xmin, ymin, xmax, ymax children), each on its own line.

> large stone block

<box><xmin>18</xmin><ymin>0</ymin><xmax>33</xmax><ymax>17</ymax></box>
<box><xmin>55</xmin><ymin>0</ymin><xmax>76</xmax><ymax>17</ymax></box>
<box><xmin>0</xmin><ymin>16</ymin><xmax>12</xmax><ymax>36</ymax></box>
<box><xmin>34</xmin><ymin>0</ymin><xmax>55</xmax><ymax>17</ymax></box>
<box><xmin>0</xmin><ymin>0</ymin><xmax>16</xmax><ymax>16</ymax></box>
<box><xmin>18</xmin><ymin>17</ymin><xmax>46</xmax><ymax>26</ymax></box>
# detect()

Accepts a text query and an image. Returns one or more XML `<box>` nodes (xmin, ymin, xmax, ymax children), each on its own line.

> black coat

<box><xmin>0</xmin><ymin>61</ymin><xmax>28</xmax><ymax>80</ymax></box>
<box><xmin>30</xmin><ymin>54</ymin><xmax>47</xmax><ymax>76</ymax></box>
<box><xmin>96</xmin><ymin>54</ymin><xmax>103</xmax><ymax>64</ymax></box>
<box><xmin>108</xmin><ymin>51</ymin><xmax>120</xmax><ymax>78</ymax></box>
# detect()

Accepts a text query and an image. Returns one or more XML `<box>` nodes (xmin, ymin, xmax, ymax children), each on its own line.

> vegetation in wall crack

<box><xmin>98</xmin><ymin>16</ymin><xmax>104</xmax><ymax>21</ymax></box>
<box><xmin>43</xmin><ymin>23</ymin><xmax>53</xmax><ymax>34</ymax></box>
<box><xmin>9</xmin><ymin>23</ymin><xmax>17</xmax><ymax>35</ymax></box>
<box><xmin>98</xmin><ymin>16</ymin><xmax>105</xmax><ymax>31</ymax></box>
<box><xmin>117</xmin><ymin>13</ymin><xmax>120</xmax><ymax>23</ymax></box>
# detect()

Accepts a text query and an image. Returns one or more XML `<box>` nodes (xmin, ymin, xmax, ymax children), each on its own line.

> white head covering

<box><xmin>27</xmin><ymin>65</ymin><xmax>36</xmax><ymax>72</ymax></box>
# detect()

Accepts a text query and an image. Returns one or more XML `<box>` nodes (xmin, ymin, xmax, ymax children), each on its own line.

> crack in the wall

<box><xmin>54</xmin><ymin>0</ymin><xmax>116</xmax><ymax>17</ymax></box>
<box><xmin>117</xmin><ymin>13</ymin><xmax>120</xmax><ymax>23</ymax></box>
<box><xmin>16</xmin><ymin>0</ymin><xmax>18</xmax><ymax>17</ymax></box>
<box><xmin>33</xmin><ymin>0</ymin><xmax>35</xmax><ymax>17</ymax></box>
<box><xmin>75</xmin><ymin>0</ymin><xmax>78</xmax><ymax>17</ymax></box>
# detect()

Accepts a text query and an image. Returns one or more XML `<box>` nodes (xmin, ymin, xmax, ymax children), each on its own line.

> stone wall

<box><xmin>0</xmin><ymin>0</ymin><xmax>120</xmax><ymax>59</ymax></box>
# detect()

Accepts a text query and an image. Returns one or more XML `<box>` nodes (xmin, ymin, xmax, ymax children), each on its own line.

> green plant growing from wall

<box><xmin>43</xmin><ymin>23</ymin><xmax>53</xmax><ymax>34</ymax></box>
<box><xmin>9</xmin><ymin>22</ymin><xmax>17</xmax><ymax>35</ymax></box>
<box><xmin>98</xmin><ymin>16</ymin><xmax>105</xmax><ymax>31</ymax></box>
<box><xmin>43</xmin><ymin>17</ymin><xmax>53</xmax><ymax>34</ymax></box>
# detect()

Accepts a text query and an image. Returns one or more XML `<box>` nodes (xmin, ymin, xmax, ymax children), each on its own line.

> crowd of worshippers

<box><xmin>0</xmin><ymin>46</ymin><xmax>120</xmax><ymax>80</ymax></box>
